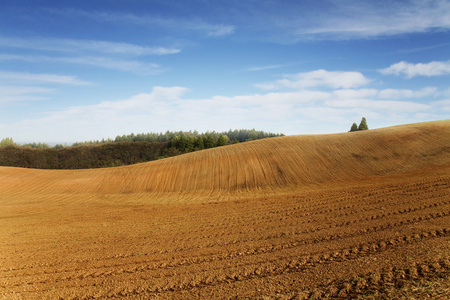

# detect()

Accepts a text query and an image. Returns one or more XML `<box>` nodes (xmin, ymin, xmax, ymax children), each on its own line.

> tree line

<box><xmin>81</xmin><ymin>129</ymin><xmax>283</xmax><ymax>146</ymax></box>
<box><xmin>0</xmin><ymin>129</ymin><xmax>284</xmax><ymax>169</ymax></box>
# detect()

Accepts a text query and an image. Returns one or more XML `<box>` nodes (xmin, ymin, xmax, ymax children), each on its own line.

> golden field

<box><xmin>1</xmin><ymin>121</ymin><xmax>449</xmax><ymax>299</ymax></box>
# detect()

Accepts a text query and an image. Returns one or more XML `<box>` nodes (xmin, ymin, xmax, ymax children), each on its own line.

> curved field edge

<box><xmin>0</xmin><ymin>120</ymin><xmax>449</xmax><ymax>204</ymax></box>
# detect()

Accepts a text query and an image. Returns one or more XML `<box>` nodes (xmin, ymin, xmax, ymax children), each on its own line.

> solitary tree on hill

<box><xmin>350</xmin><ymin>123</ymin><xmax>358</xmax><ymax>132</ymax></box>
<box><xmin>358</xmin><ymin>117</ymin><xmax>369</xmax><ymax>130</ymax></box>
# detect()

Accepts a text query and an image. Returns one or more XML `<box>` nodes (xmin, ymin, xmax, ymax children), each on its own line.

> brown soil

<box><xmin>1</xmin><ymin>121</ymin><xmax>449</xmax><ymax>299</ymax></box>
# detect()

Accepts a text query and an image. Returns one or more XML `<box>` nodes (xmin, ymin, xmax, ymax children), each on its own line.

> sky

<box><xmin>0</xmin><ymin>0</ymin><xmax>449</xmax><ymax>144</ymax></box>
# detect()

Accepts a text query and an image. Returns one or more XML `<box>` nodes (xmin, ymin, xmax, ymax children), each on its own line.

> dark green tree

<box><xmin>358</xmin><ymin>117</ymin><xmax>369</xmax><ymax>130</ymax></box>
<box><xmin>185</xmin><ymin>136</ymin><xmax>195</xmax><ymax>152</ymax></box>
<box><xmin>216</xmin><ymin>134</ymin><xmax>229</xmax><ymax>147</ymax></box>
<box><xmin>194</xmin><ymin>136</ymin><xmax>205</xmax><ymax>150</ymax></box>
<box><xmin>350</xmin><ymin>123</ymin><xmax>358</xmax><ymax>132</ymax></box>
<box><xmin>205</xmin><ymin>134</ymin><xmax>215</xmax><ymax>149</ymax></box>
<box><xmin>177</xmin><ymin>134</ymin><xmax>187</xmax><ymax>152</ymax></box>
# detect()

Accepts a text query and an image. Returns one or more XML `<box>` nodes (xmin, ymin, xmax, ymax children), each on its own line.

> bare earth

<box><xmin>1</xmin><ymin>121</ymin><xmax>449</xmax><ymax>299</ymax></box>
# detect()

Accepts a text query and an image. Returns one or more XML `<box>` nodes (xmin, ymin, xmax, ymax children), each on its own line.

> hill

<box><xmin>1</xmin><ymin>120</ymin><xmax>449</xmax><ymax>203</ymax></box>
<box><xmin>1</xmin><ymin>120</ymin><xmax>449</xmax><ymax>299</ymax></box>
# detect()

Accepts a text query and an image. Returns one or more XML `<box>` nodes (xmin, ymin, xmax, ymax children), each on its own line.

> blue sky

<box><xmin>0</xmin><ymin>0</ymin><xmax>449</xmax><ymax>144</ymax></box>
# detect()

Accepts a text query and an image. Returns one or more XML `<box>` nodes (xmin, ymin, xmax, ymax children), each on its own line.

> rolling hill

<box><xmin>1</xmin><ymin>120</ymin><xmax>449</xmax><ymax>299</ymax></box>
<box><xmin>1</xmin><ymin>120</ymin><xmax>449</xmax><ymax>203</ymax></box>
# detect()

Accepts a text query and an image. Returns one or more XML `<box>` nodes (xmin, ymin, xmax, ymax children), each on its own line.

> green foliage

<box><xmin>205</xmin><ymin>134</ymin><xmax>215</xmax><ymax>149</ymax></box>
<box><xmin>216</xmin><ymin>134</ymin><xmax>229</xmax><ymax>147</ymax></box>
<box><xmin>72</xmin><ymin>129</ymin><xmax>283</xmax><ymax>148</ymax></box>
<box><xmin>0</xmin><ymin>141</ymin><xmax>168</xmax><ymax>169</ymax></box>
<box><xmin>110</xmin><ymin>129</ymin><xmax>283</xmax><ymax>144</ymax></box>
<box><xmin>349</xmin><ymin>117</ymin><xmax>369</xmax><ymax>132</ymax></box>
<box><xmin>194</xmin><ymin>135</ymin><xmax>205</xmax><ymax>150</ymax></box>
<box><xmin>0</xmin><ymin>129</ymin><xmax>284</xmax><ymax>169</ymax></box>
<box><xmin>72</xmin><ymin>138</ymin><xmax>113</xmax><ymax>146</ymax></box>
<box><xmin>224</xmin><ymin>129</ymin><xmax>283</xmax><ymax>142</ymax></box>
<box><xmin>0</xmin><ymin>137</ymin><xmax>14</xmax><ymax>147</ymax></box>
<box><xmin>358</xmin><ymin>117</ymin><xmax>369</xmax><ymax>130</ymax></box>
<box><xmin>22</xmin><ymin>142</ymin><xmax>50</xmax><ymax>149</ymax></box>
<box><xmin>186</xmin><ymin>136</ymin><xmax>195</xmax><ymax>152</ymax></box>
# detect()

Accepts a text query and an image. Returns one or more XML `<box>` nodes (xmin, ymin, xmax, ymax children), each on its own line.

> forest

<box><xmin>0</xmin><ymin>129</ymin><xmax>283</xmax><ymax>169</ymax></box>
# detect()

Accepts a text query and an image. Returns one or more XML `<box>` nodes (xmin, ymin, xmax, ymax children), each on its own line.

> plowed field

<box><xmin>1</xmin><ymin>121</ymin><xmax>449</xmax><ymax>299</ymax></box>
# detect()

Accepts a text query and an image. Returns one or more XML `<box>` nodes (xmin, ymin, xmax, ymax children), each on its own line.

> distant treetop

<box><xmin>0</xmin><ymin>137</ymin><xmax>15</xmax><ymax>147</ymax></box>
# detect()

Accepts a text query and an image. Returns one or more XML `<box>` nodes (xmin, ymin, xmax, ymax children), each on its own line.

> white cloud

<box><xmin>332</xmin><ymin>89</ymin><xmax>379</xmax><ymax>99</ymax></box>
<box><xmin>398</xmin><ymin>42</ymin><xmax>450</xmax><ymax>54</ymax></box>
<box><xmin>0</xmin><ymin>71</ymin><xmax>89</xmax><ymax>85</ymax></box>
<box><xmin>0</xmin><ymin>55</ymin><xmax>162</xmax><ymax>75</ymax></box>
<box><xmin>332</xmin><ymin>87</ymin><xmax>438</xmax><ymax>100</ymax></box>
<box><xmin>293</xmin><ymin>0</ymin><xmax>450</xmax><ymax>41</ymax></box>
<box><xmin>184</xmin><ymin>0</ymin><xmax>450</xmax><ymax>43</ymax></box>
<box><xmin>29</xmin><ymin>1</ymin><xmax>450</xmax><ymax>45</ymax></box>
<box><xmin>0</xmin><ymin>86</ymin><xmax>53</xmax><ymax>105</ymax></box>
<box><xmin>0</xmin><ymin>37</ymin><xmax>173</xmax><ymax>75</ymax></box>
<box><xmin>3</xmin><ymin>83</ymin><xmax>446</xmax><ymax>143</ymax></box>
<box><xmin>47</xmin><ymin>9</ymin><xmax>236</xmax><ymax>38</ymax></box>
<box><xmin>206</xmin><ymin>25</ymin><xmax>236</xmax><ymax>37</ymax></box>
<box><xmin>57</xmin><ymin>56</ymin><xmax>161</xmax><ymax>75</ymax></box>
<box><xmin>378</xmin><ymin>87</ymin><xmax>437</xmax><ymax>99</ymax></box>
<box><xmin>61</xmin><ymin>39</ymin><xmax>180</xmax><ymax>55</ymax></box>
<box><xmin>329</xmin><ymin>88</ymin><xmax>432</xmax><ymax>112</ymax></box>
<box><xmin>255</xmin><ymin>70</ymin><xmax>371</xmax><ymax>90</ymax></box>
<box><xmin>433</xmin><ymin>99</ymin><xmax>450</xmax><ymax>112</ymax></box>
<box><xmin>380</xmin><ymin>61</ymin><xmax>450</xmax><ymax>78</ymax></box>
<box><xmin>245</xmin><ymin>65</ymin><xmax>284</xmax><ymax>72</ymax></box>
<box><xmin>0</xmin><ymin>71</ymin><xmax>87</xmax><ymax>106</ymax></box>
<box><xmin>325</xmin><ymin>98</ymin><xmax>430</xmax><ymax>113</ymax></box>
<box><xmin>0</xmin><ymin>36</ymin><xmax>180</xmax><ymax>56</ymax></box>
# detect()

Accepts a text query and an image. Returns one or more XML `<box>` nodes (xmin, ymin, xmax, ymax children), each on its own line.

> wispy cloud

<box><xmin>332</xmin><ymin>87</ymin><xmax>438</xmax><ymax>100</ymax></box>
<box><xmin>295</xmin><ymin>0</ymin><xmax>450</xmax><ymax>40</ymax></box>
<box><xmin>206</xmin><ymin>25</ymin><xmax>236</xmax><ymax>37</ymax></box>
<box><xmin>255</xmin><ymin>70</ymin><xmax>371</xmax><ymax>90</ymax></box>
<box><xmin>56</xmin><ymin>56</ymin><xmax>162</xmax><ymax>75</ymax></box>
<box><xmin>379</xmin><ymin>60</ymin><xmax>450</xmax><ymax>78</ymax></box>
<box><xmin>329</xmin><ymin>88</ymin><xmax>434</xmax><ymax>113</ymax></box>
<box><xmin>0</xmin><ymin>71</ymin><xmax>89</xmax><ymax>85</ymax></box>
<box><xmin>0</xmin><ymin>36</ymin><xmax>180</xmax><ymax>56</ymax></box>
<box><xmin>47</xmin><ymin>9</ymin><xmax>236</xmax><ymax>38</ymax></box>
<box><xmin>0</xmin><ymin>36</ymin><xmax>169</xmax><ymax>75</ymax></box>
<box><xmin>378</xmin><ymin>87</ymin><xmax>438</xmax><ymax>99</ymax></box>
<box><xmin>0</xmin><ymin>71</ymin><xmax>88</xmax><ymax>106</ymax></box>
<box><xmin>20</xmin><ymin>2</ymin><xmax>450</xmax><ymax>46</ymax></box>
<box><xmin>0</xmin><ymin>54</ymin><xmax>162</xmax><ymax>75</ymax></box>
<box><xmin>398</xmin><ymin>42</ymin><xmax>450</xmax><ymax>54</ymax></box>
<box><xmin>229</xmin><ymin>0</ymin><xmax>450</xmax><ymax>43</ymax></box>
<box><xmin>245</xmin><ymin>65</ymin><xmax>284</xmax><ymax>72</ymax></box>
<box><xmin>0</xmin><ymin>86</ymin><xmax>53</xmax><ymax>105</ymax></box>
